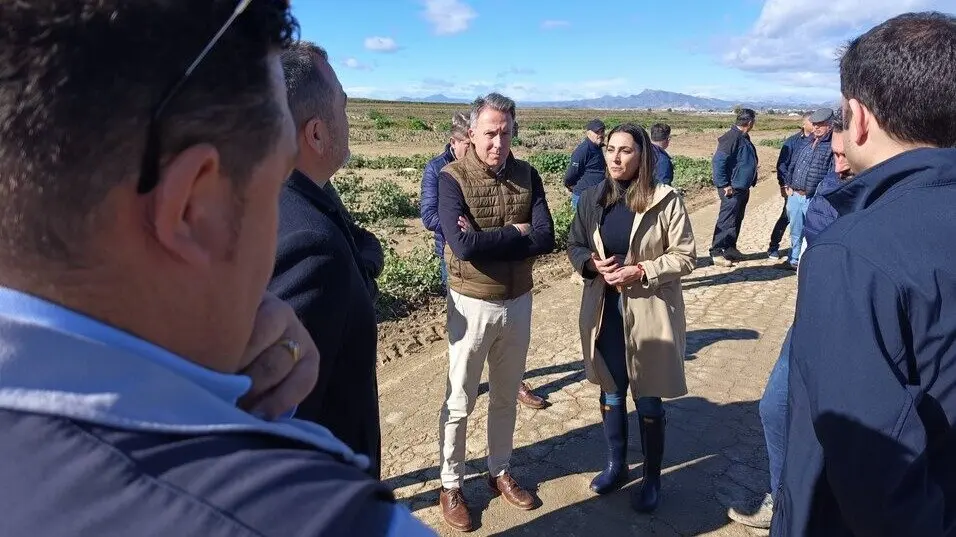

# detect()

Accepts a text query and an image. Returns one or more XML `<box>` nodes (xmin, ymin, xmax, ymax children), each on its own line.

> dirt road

<box><xmin>375</xmin><ymin>174</ymin><xmax>797</xmax><ymax>536</ymax></box>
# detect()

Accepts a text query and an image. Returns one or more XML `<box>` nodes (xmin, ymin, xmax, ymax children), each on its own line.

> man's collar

<box><xmin>0</xmin><ymin>286</ymin><xmax>369</xmax><ymax>469</ymax></box>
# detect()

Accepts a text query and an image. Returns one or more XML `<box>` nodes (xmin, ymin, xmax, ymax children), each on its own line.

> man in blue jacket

<box><xmin>269</xmin><ymin>42</ymin><xmax>382</xmax><ymax>479</ymax></box>
<box><xmin>710</xmin><ymin>109</ymin><xmax>758</xmax><ymax>267</ymax></box>
<box><xmin>564</xmin><ymin>119</ymin><xmax>607</xmax><ymax>208</ymax></box>
<box><xmin>767</xmin><ymin>114</ymin><xmax>811</xmax><ymax>259</ymax></box>
<box><xmin>774</xmin><ymin>11</ymin><xmax>956</xmax><ymax>536</ymax></box>
<box><xmin>0</xmin><ymin>2</ymin><xmax>434</xmax><ymax>535</ymax></box>
<box><xmin>650</xmin><ymin>123</ymin><xmax>674</xmax><ymax>186</ymax></box>
<box><xmin>780</xmin><ymin>107</ymin><xmax>834</xmax><ymax>269</ymax></box>
<box><xmin>421</xmin><ymin>112</ymin><xmax>471</xmax><ymax>287</ymax></box>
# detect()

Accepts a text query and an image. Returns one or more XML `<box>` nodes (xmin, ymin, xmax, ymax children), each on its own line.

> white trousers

<box><xmin>437</xmin><ymin>289</ymin><xmax>532</xmax><ymax>489</ymax></box>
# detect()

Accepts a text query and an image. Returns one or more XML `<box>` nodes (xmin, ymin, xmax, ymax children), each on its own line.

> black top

<box><xmin>599</xmin><ymin>180</ymin><xmax>636</xmax><ymax>257</ymax></box>
<box><xmin>268</xmin><ymin>170</ymin><xmax>382</xmax><ymax>479</ymax></box>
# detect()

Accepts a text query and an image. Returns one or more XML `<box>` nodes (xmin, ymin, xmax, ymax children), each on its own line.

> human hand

<box><xmin>604</xmin><ymin>264</ymin><xmax>645</xmax><ymax>287</ymax></box>
<box><xmin>591</xmin><ymin>253</ymin><xmax>624</xmax><ymax>275</ymax></box>
<box><xmin>237</xmin><ymin>293</ymin><xmax>320</xmax><ymax>420</ymax></box>
<box><xmin>780</xmin><ymin>185</ymin><xmax>788</xmax><ymax>198</ymax></box>
<box><xmin>457</xmin><ymin>216</ymin><xmax>474</xmax><ymax>232</ymax></box>
<box><xmin>785</xmin><ymin>186</ymin><xmax>793</xmax><ymax>196</ymax></box>
<box><xmin>722</xmin><ymin>186</ymin><xmax>734</xmax><ymax>197</ymax></box>
<box><xmin>513</xmin><ymin>222</ymin><xmax>531</xmax><ymax>236</ymax></box>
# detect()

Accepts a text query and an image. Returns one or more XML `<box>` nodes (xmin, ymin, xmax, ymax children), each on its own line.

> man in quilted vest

<box><xmin>435</xmin><ymin>92</ymin><xmax>555</xmax><ymax>531</ymax></box>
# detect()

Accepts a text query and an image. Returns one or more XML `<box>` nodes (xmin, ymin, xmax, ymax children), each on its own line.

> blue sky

<box><xmin>292</xmin><ymin>0</ymin><xmax>955</xmax><ymax>103</ymax></box>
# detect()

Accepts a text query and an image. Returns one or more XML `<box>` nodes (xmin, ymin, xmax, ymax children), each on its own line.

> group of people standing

<box><xmin>415</xmin><ymin>95</ymin><xmax>696</xmax><ymax>530</ymax></box>
<box><xmin>1</xmin><ymin>3</ymin><xmax>955</xmax><ymax>537</ymax></box>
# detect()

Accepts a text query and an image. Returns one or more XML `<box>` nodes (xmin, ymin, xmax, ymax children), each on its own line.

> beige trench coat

<box><xmin>569</xmin><ymin>184</ymin><xmax>697</xmax><ymax>399</ymax></box>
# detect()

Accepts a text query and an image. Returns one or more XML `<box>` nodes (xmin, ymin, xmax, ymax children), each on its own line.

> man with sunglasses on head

<box><xmin>0</xmin><ymin>1</ymin><xmax>434</xmax><ymax>535</ymax></box>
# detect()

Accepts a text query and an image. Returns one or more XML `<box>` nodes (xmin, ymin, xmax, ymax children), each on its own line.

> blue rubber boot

<box><xmin>589</xmin><ymin>402</ymin><xmax>628</xmax><ymax>494</ymax></box>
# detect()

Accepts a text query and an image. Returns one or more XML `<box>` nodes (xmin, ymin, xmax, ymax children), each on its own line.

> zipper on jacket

<box><xmin>496</xmin><ymin>181</ymin><xmax>514</xmax><ymax>295</ymax></box>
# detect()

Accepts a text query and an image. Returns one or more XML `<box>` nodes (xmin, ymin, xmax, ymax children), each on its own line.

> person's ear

<box><xmin>148</xmin><ymin>143</ymin><xmax>233</xmax><ymax>267</ymax></box>
<box><xmin>303</xmin><ymin>117</ymin><xmax>332</xmax><ymax>157</ymax></box>
<box><xmin>847</xmin><ymin>98</ymin><xmax>869</xmax><ymax>147</ymax></box>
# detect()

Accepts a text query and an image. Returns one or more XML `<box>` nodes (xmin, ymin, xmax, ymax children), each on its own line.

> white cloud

<box><xmin>341</xmin><ymin>57</ymin><xmax>372</xmax><ymax>71</ymax></box>
<box><xmin>423</xmin><ymin>0</ymin><xmax>477</xmax><ymax>35</ymax></box>
<box><xmin>364</xmin><ymin>36</ymin><xmax>398</xmax><ymax>52</ymax></box>
<box><xmin>722</xmin><ymin>0</ymin><xmax>953</xmax><ymax>91</ymax></box>
<box><xmin>541</xmin><ymin>20</ymin><xmax>571</xmax><ymax>29</ymax></box>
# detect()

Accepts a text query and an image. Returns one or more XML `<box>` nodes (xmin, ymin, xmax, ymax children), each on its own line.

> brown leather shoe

<box><xmin>517</xmin><ymin>382</ymin><xmax>547</xmax><ymax>409</ymax></box>
<box><xmin>489</xmin><ymin>473</ymin><xmax>537</xmax><ymax>510</ymax></box>
<box><xmin>439</xmin><ymin>487</ymin><xmax>474</xmax><ymax>532</ymax></box>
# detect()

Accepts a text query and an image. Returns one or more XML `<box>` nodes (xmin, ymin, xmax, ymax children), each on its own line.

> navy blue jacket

<box><xmin>324</xmin><ymin>181</ymin><xmax>384</xmax><ymax>298</ymax></box>
<box><xmin>774</xmin><ymin>148</ymin><xmax>956</xmax><ymax>537</ymax></box>
<box><xmin>0</xmin><ymin>410</ymin><xmax>400</xmax><ymax>537</ymax></box>
<box><xmin>421</xmin><ymin>144</ymin><xmax>455</xmax><ymax>257</ymax></box>
<box><xmin>711</xmin><ymin>126</ymin><xmax>758</xmax><ymax>191</ymax></box>
<box><xmin>803</xmin><ymin>170</ymin><xmax>846</xmax><ymax>248</ymax></box>
<box><xmin>269</xmin><ymin>171</ymin><xmax>382</xmax><ymax>479</ymax></box>
<box><xmin>787</xmin><ymin>131</ymin><xmax>834</xmax><ymax>196</ymax></box>
<box><xmin>564</xmin><ymin>138</ymin><xmax>607</xmax><ymax>195</ymax></box>
<box><xmin>652</xmin><ymin>144</ymin><xmax>674</xmax><ymax>186</ymax></box>
<box><xmin>776</xmin><ymin>130</ymin><xmax>808</xmax><ymax>186</ymax></box>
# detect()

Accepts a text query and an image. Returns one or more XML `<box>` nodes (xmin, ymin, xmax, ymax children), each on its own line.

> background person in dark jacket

<box><xmin>767</xmin><ymin>114</ymin><xmax>811</xmax><ymax>259</ymax></box>
<box><xmin>780</xmin><ymin>107</ymin><xmax>834</xmax><ymax>269</ymax></box>
<box><xmin>421</xmin><ymin>112</ymin><xmax>471</xmax><ymax>286</ymax></box>
<box><xmin>565</xmin><ymin>119</ymin><xmax>607</xmax><ymax>208</ymax></box>
<box><xmin>774</xmin><ymin>12</ymin><xmax>956</xmax><ymax>536</ymax></box>
<box><xmin>803</xmin><ymin>111</ymin><xmax>854</xmax><ymax>247</ymax></box>
<box><xmin>268</xmin><ymin>42</ymin><xmax>383</xmax><ymax>479</ymax></box>
<box><xmin>709</xmin><ymin>109</ymin><xmax>758</xmax><ymax>267</ymax></box>
<box><xmin>650</xmin><ymin>123</ymin><xmax>674</xmax><ymax>186</ymax></box>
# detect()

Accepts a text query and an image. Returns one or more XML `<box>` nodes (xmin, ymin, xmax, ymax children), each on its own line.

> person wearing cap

<box><xmin>650</xmin><ymin>123</ymin><xmax>674</xmax><ymax>186</ymax></box>
<box><xmin>564</xmin><ymin>119</ymin><xmax>608</xmax><ymax>209</ymax></box>
<box><xmin>710</xmin><ymin>108</ymin><xmax>758</xmax><ymax>267</ymax></box>
<box><xmin>767</xmin><ymin>113</ymin><xmax>812</xmax><ymax>260</ymax></box>
<box><xmin>780</xmin><ymin>107</ymin><xmax>834</xmax><ymax>269</ymax></box>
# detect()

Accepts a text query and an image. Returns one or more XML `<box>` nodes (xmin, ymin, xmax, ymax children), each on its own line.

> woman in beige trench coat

<box><xmin>567</xmin><ymin>122</ymin><xmax>696</xmax><ymax>512</ymax></box>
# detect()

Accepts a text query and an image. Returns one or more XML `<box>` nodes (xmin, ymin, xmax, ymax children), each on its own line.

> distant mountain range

<box><xmin>396</xmin><ymin>89</ymin><xmax>833</xmax><ymax>111</ymax></box>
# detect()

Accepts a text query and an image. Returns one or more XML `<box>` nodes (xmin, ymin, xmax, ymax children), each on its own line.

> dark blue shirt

<box><xmin>600</xmin><ymin>180</ymin><xmax>636</xmax><ymax>256</ymax></box>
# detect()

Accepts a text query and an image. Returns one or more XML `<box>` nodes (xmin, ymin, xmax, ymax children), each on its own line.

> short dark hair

<box><xmin>832</xmin><ymin>109</ymin><xmax>845</xmax><ymax>134</ymax></box>
<box><xmin>650</xmin><ymin>123</ymin><xmax>671</xmax><ymax>142</ymax></box>
<box><xmin>735</xmin><ymin>109</ymin><xmax>757</xmax><ymax>126</ymax></box>
<box><xmin>841</xmin><ymin>12</ymin><xmax>956</xmax><ymax>147</ymax></box>
<box><xmin>0</xmin><ymin>1</ymin><xmax>297</xmax><ymax>264</ymax></box>
<box><xmin>282</xmin><ymin>42</ymin><xmax>334</xmax><ymax>128</ymax></box>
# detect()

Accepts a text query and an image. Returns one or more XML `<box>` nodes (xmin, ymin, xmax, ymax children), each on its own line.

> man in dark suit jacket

<box><xmin>268</xmin><ymin>42</ymin><xmax>382</xmax><ymax>478</ymax></box>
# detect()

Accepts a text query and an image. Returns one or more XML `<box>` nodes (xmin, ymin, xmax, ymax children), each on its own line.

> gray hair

<box><xmin>469</xmin><ymin>92</ymin><xmax>516</xmax><ymax>130</ymax></box>
<box><xmin>281</xmin><ymin>41</ymin><xmax>332</xmax><ymax>128</ymax></box>
<box><xmin>450</xmin><ymin>112</ymin><xmax>469</xmax><ymax>140</ymax></box>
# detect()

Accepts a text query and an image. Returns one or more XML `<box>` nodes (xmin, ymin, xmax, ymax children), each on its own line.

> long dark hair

<box><xmin>600</xmin><ymin>123</ymin><xmax>657</xmax><ymax>213</ymax></box>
